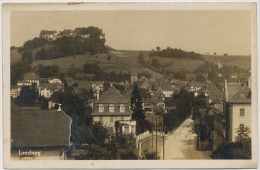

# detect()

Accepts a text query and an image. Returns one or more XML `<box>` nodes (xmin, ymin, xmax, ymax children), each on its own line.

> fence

<box><xmin>136</xmin><ymin>131</ymin><xmax>151</xmax><ymax>142</ymax></box>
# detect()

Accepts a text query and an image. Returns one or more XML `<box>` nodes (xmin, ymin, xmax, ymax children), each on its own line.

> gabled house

<box><xmin>223</xmin><ymin>80</ymin><xmax>251</xmax><ymax>142</ymax></box>
<box><xmin>91</xmin><ymin>85</ymin><xmax>136</xmax><ymax>135</ymax></box>
<box><xmin>187</xmin><ymin>81</ymin><xmax>204</xmax><ymax>92</ymax></box>
<box><xmin>48</xmin><ymin>78</ymin><xmax>62</xmax><ymax>84</ymax></box>
<box><xmin>39</xmin><ymin>30</ymin><xmax>58</xmax><ymax>40</ymax></box>
<box><xmin>11</xmin><ymin>86</ymin><xmax>21</xmax><ymax>98</ymax></box>
<box><xmin>11</xmin><ymin>104</ymin><xmax>72</xmax><ymax>160</ymax></box>
<box><xmin>39</xmin><ymin>83</ymin><xmax>64</xmax><ymax>98</ymax></box>
<box><xmin>17</xmin><ymin>72</ymin><xmax>40</xmax><ymax>87</ymax></box>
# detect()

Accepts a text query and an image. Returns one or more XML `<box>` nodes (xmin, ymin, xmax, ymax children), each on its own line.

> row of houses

<box><xmin>39</xmin><ymin>28</ymin><xmax>105</xmax><ymax>41</ymax></box>
<box><xmin>11</xmin><ymin>72</ymin><xmax>64</xmax><ymax>99</ymax></box>
<box><xmin>11</xmin><ymin>84</ymin><xmax>137</xmax><ymax>160</ymax></box>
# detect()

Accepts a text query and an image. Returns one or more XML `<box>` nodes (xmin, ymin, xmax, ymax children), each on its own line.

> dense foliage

<box><xmin>17</xmin><ymin>83</ymin><xmax>39</xmax><ymax>106</ymax></box>
<box><xmin>163</xmin><ymin>88</ymin><xmax>195</xmax><ymax>132</ymax></box>
<box><xmin>149</xmin><ymin>47</ymin><xmax>202</xmax><ymax>60</ymax></box>
<box><xmin>211</xmin><ymin>127</ymin><xmax>251</xmax><ymax>159</ymax></box>
<box><xmin>18</xmin><ymin>37</ymin><xmax>49</xmax><ymax>52</ymax></box>
<box><xmin>131</xmin><ymin>84</ymin><xmax>153</xmax><ymax>134</ymax></box>
<box><xmin>37</xmin><ymin>64</ymin><xmax>59</xmax><ymax>78</ymax></box>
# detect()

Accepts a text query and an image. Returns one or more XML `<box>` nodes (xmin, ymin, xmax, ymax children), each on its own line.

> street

<box><xmin>160</xmin><ymin>118</ymin><xmax>212</xmax><ymax>160</ymax></box>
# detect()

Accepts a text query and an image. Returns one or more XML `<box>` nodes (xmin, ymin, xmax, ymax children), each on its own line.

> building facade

<box><xmin>91</xmin><ymin>85</ymin><xmax>136</xmax><ymax>135</ymax></box>
<box><xmin>11</xmin><ymin>104</ymin><xmax>72</xmax><ymax>160</ymax></box>
<box><xmin>223</xmin><ymin>80</ymin><xmax>251</xmax><ymax>142</ymax></box>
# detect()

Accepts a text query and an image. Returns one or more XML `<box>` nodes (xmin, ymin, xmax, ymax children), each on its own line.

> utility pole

<box><xmin>152</xmin><ymin>116</ymin><xmax>154</xmax><ymax>148</ymax></box>
<box><xmin>156</xmin><ymin>118</ymin><xmax>158</xmax><ymax>158</ymax></box>
<box><xmin>162</xmin><ymin>117</ymin><xmax>165</xmax><ymax>160</ymax></box>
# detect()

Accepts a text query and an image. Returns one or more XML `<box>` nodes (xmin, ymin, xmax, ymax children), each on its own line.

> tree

<box><xmin>21</xmin><ymin>52</ymin><xmax>33</xmax><ymax>65</ymax></box>
<box><xmin>173</xmin><ymin>87</ymin><xmax>194</xmax><ymax>118</ymax></box>
<box><xmin>83</xmin><ymin>63</ymin><xmax>100</xmax><ymax>74</ymax></box>
<box><xmin>85</xmin><ymin>122</ymin><xmax>111</xmax><ymax>145</ymax></box>
<box><xmin>138</xmin><ymin>53</ymin><xmax>145</xmax><ymax>66</ymax></box>
<box><xmin>87</xmin><ymin>88</ymin><xmax>95</xmax><ymax>100</ymax></box>
<box><xmin>11</xmin><ymin>62</ymin><xmax>32</xmax><ymax>85</ymax></box>
<box><xmin>130</xmin><ymin>84</ymin><xmax>152</xmax><ymax>134</ymax></box>
<box><xmin>211</xmin><ymin>127</ymin><xmax>251</xmax><ymax>159</ymax></box>
<box><xmin>192</xmin><ymin>94</ymin><xmax>207</xmax><ymax>109</ymax></box>
<box><xmin>18</xmin><ymin>83</ymin><xmax>39</xmax><ymax>106</ymax></box>
<box><xmin>151</xmin><ymin>58</ymin><xmax>160</xmax><ymax>68</ymax></box>
<box><xmin>37</xmin><ymin>64</ymin><xmax>59</xmax><ymax>78</ymax></box>
<box><xmin>131</xmin><ymin>84</ymin><xmax>145</xmax><ymax>121</ymax></box>
<box><xmin>195</xmin><ymin>74</ymin><xmax>206</xmax><ymax>82</ymax></box>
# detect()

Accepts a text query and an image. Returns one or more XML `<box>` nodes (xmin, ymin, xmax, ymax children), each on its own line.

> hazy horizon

<box><xmin>11</xmin><ymin>10</ymin><xmax>251</xmax><ymax>55</ymax></box>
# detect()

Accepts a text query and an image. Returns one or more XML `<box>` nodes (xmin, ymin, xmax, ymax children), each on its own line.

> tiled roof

<box><xmin>39</xmin><ymin>83</ymin><xmax>64</xmax><ymax>93</ymax></box>
<box><xmin>209</xmin><ymin>87</ymin><xmax>223</xmax><ymax>101</ymax></box>
<box><xmin>95</xmin><ymin>85</ymin><xmax>129</xmax><ymax>104</ymax></box>
<box><xmin>40</xmin><ymin>30</ymin><xmax>57</xmax><ymax>35</ymax></box>
<box><xmin>226</xmin><ymin>83</ymin><xmax>244</xmax><ymax>101</ymax></box>
<box><xmin>146</xmin><ymin>98</ymin><xmax>164</xmax><ymax>105</ymax></box>
<box><xmin>11</xmin><ymin>105</ymin><xmax>72</xmax><ymax>148</ymax></box>
<box><xmin>123</xmin><ymin>90</ymin><xmax>131</xmax><ymax>102</ymax></box>
<box><xmin>229</xmin><ymin>85</ymin><xmax>251</xmax><ymax>103</ymax></box>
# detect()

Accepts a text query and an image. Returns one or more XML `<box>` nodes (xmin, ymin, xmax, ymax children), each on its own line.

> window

<box><xmin>99</xmin><ymin>104</ymin><xmax>104</xmax><ymax>112</ymax></box>
<box><xmin>239</xmin><ymin>124</ymin><xmax>245</xmax><ymax>132</ymax></box>
<box><xmin>120</xmin><ymin>104</ymin><xmax>125</xmax><ymax>112</ymax></box>
<box><xmin>99</xmin><ymin>116</ymin><xmax>104</xmax><ymax>122</ymax></box>
<box><xmin>110</xmin><ymin>117</ymin><xmax>114</xmax><ymax>122</ymax></box>
<box><xmin>109</xmin><ymin>104</ymin><xmax>114</xmax><ymax>112</ymax></box>
<box><xmin>240</xmin><ymin>108</ymin><xmax>245</xmax><ymax>117</ymax></box>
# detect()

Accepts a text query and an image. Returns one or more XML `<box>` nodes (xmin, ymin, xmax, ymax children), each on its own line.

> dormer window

<box><xmin>99</xmin><ymin>104</ymin><xmax>104</xmax><ymax>112</ymax></box>
<box><xmin>109</xmin><ymin>104</ymin><xmax>114</xmax><ymax>112</ymax></box>
<box><xmin>120</xmin><ymin>104</ymin><xmax>125</xmax><ymax>112</ymax></box>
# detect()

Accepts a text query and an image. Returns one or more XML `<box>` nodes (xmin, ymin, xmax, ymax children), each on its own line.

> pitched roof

<box><xmin>11</xmin><ymin>105</ymin><xmax>72</xmax><ymax>148</ymax></box>
<box><xmin>23</xmin><ymin>72</ymin><xmax>40</xmax><ymax>80</ymax></box>
<box><xmin>229</xmin><ymin>85</ymin><xmax>251</xmax><ymax>103</ymax></box>
<box><xmin>39</xmin><ymin>83</ymin><xmax>64</xmax><ymax>93</ymax></box>
<box><xmin>40</xmin><ymin>30</ymin><xmax>57</xmax><ymax>35</ymax></box>
<box><xmin>209</xmin><ymin>86</ymin><xmax>223</xmax><ymax>101</ymax></box>
<box><xmin>95</xmin><ymin>85</ymin><xmax>129</xmax><ymax>104</ymax></box>
<box><xmin>226</xmin><ymin>83</ymin><xmax>244</xmax><ymax>101</ymax></box>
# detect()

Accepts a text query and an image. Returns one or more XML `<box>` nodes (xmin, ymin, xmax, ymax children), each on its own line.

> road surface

<box><xmin>160</xmin><ymin>118</ymin><xmax>212</xmax><ymax>160</ymax></box>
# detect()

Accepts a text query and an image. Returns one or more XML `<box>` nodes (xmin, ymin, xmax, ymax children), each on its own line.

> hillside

<box><xmin>202</xmin><ymin>55</ymin><xmax>251</xmax><ymax>70</ymax></box>
<box><xmin>118</xmin><ymin>50</ymin><xmax>251</xmax><ymax>73</ymax></box>
<box><xmin>11</xmin><ymin>47</ymin><xmax>251</xmax><ymax>76</ymax></box>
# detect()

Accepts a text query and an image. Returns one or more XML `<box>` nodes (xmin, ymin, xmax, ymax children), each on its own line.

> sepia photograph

<box><xmin>2</xmin><ymin>2</ymin><xmax>258</xmax><ymax>169</ymax></box>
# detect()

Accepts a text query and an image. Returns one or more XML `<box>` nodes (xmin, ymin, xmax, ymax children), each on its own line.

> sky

<box><xmin>11</xmin><ymin>10</ymin><xmax>251</xmax><ymax>55</ymax></box>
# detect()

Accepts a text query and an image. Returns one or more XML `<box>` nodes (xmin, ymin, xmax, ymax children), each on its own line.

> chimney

<box><xmin>224</xmin><ymin>80</ymin><xmax>228</xmax><ymax>101</ymax></box>
<box><xmin>248</xmin><ymin>76</ymin><xmax>251</xmax><ymax>88</ymax></box>
<box><xmin>48</xmin><ymin>101</ymin><xmax>52</xmax><ymax>109</ymax></box>
<box><xmin>57</xmin><ymin>104</ymin><xmax>62</xmax><ymax>111</ymax></box>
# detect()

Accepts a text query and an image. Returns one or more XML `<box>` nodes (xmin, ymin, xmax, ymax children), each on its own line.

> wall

<box><xmin>230</xmin><ymin>104</ymin><xmax>251</xmax><ymax>141</ymax></box>
<box><xmin>93</xmin><ymin>115</ymin><xmax>131</xmax><ymax>128</ymax></box>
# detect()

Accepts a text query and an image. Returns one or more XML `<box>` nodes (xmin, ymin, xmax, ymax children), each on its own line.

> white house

<box><xmin>48</xmin><ymin>78</ymin><xmax>62</xmax><ymax>84</ymax></box>
<box><xmin>223</xmin><ymin>80</ymin><xmax>251</xmax><ymax>142</ymax></box>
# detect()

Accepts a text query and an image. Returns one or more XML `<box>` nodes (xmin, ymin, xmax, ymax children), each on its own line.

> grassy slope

<box><xmin>119</xmin><ymin>50</ymin><xmax>251</xmax><ymax>72</ymax></box>
<box><xmin>11</xmin><ymin>46</ymin><xmax>251</xmax><ymax>74</ymax></box>
<box><xmin>202</xmin><ymin>55</ymin><xmax>251</xmax><ymax>70</ymax></box>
